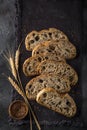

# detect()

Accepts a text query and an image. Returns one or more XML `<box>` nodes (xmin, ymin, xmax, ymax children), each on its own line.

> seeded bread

<box><xmin>23</xmin><ymin>54</ymin><xmax>65</xmax><ymax>76</ymax></box>
<box><xmin>26</xmin><ymin>74</ymin><xmax>70</xmax><ymax>100</ymax></box>
<box><xmin>37</xmin><ymin>60</ymin><xmax>78</xmax><ymax>86</ymax></box>
<box><xmin>25</xmin><ymin>28</ymin><xmax>68</xmax><ymax>50</ymax></box>
<box><xmin>36</xmin><ymin>88</ymin><xmax>77</xmax><ymax>117</ymax></box>
<box><xmin>32</xmin><ymin>40</ymin><xmax>76</xmax><ymax>59</ymax></box>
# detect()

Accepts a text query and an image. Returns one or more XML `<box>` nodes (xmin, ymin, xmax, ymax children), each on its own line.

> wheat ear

<box><xmin>8</xmin><ymin>76</ymin><xmax>41</xmax><ymax>130</ymax></box>
<box><xmin>15</xmin><ymin>39</ymin><xmax>23</xmax><ymax>71</ymax></box>
<box><xmin>14</xmin><ymin>47</ymin><xmax>33</xmax><ymax>130</ymax></box>
<box><xmin>3</xmin><ymin>42</ymin><xmax>41</xmax><ymax>130</ymax></box>
<box><xmin>8</xmin><ymin>76</ymin><xmax>26</xmax><ymax>99</ymax></box>
<box><xmin>15</xmin><ymin>48</ymin><xmax>20</xmax><ymax>71</ymax></box>
<box><xmin>9</xmin><ymin>57</ymin><xmax>17</xmax><ymax>80</ymax></box>
<box><xmin>15</xmin><ymin>42</ymin><xmax>25</xmax><ymax>92</ymax></box>
<box><xmin>15</xmin><ymin>50</ymin><xmax>25</xmax><ymax>94</ymax></box>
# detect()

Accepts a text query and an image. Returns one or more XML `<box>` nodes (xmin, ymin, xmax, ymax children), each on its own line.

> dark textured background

<box><xmin>9</xmin><ymin>0</ymin><xmax>83</xmax><ymax>127</ymax></box>
<box><xmin>0</xmin><ymin>0</ymin><xmax>87</xmax><ymax>130</ymax></box>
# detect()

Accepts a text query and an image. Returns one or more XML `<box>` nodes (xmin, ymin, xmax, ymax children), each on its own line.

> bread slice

<box><xmin>37</xmin><ymin>60</ymin><xmax>78</xmax><ymax>86</ymax></box>
<box><xmin>23</xmin><ymin>54</ymin><xmax>65</xmax><ymax>76</ymax></box>
<box><xmin>26</xmin><ymin>74</ymin><xmax>71</xmax><ymax>100</ymax></box>
<box><xmin>25</xmin><ymin>28</ymin><xmax>68</xmax><ymax>50</ymax></box>
<box><xmin>32</xmin><ymin>40</ymin><xmax>76</xmax><ymax>59</ymax></box>
<box><xmin>36</xmin><ymin>88</ymin><xmax>77</xmax><ymax>117</ymax></box>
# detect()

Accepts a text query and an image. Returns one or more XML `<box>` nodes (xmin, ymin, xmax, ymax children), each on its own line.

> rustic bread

<box><xmin>37</xmin><ymin>60</ymin><xmax>78</xmax><ymax>86</ymax></box>
<box><xmin>26</xmin><ymin>74</ymin><xmax>70</xmax><ymax>100</ymax></box>
<box><xmin>36</xmin><ymin>88</ymin><xmax>77</xmax><ymax>117</ymax></box>
<box><xmin>32</xmin><ymin>40</ymin><xmax>76</xmax><ymax>59</ymax></box>
<box><xmin>23</xmin><ymin>54</ymin><xmax>65</xmax><ymax>76</ymax></box>
<box><xmin>25</xmin><ymin>28</ymin><xmax>68</xmax><ymax>50</ymax></box>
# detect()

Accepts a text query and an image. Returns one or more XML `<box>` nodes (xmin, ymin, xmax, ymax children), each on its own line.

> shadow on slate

<box><xmin>9</xmin><ymin>0</ymin><xmax>84</xmax><ymax>127</ymax></box>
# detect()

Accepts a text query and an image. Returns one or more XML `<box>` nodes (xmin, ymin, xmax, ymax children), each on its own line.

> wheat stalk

<box><xmin>8</xmin><ymin>76</ymin><xmax>32</xmax><ymax>130</ymax></box>
<box><xmin>14</xmin><ymin>45</ymin><xmax>33</xmax><ymax>130</ymax></box>
<box><xmin>14</xmin><ymin>43</ymin><xmax>24</xmax><ymax>92</ymax></box>
<box><xmin>8</xmin><ymin>76</ymin><xmax>26</xmax><ymax>99</ymax></box>
<box><xmin>2</xmin><ymin>41</ymin><xmax>41</xmax><ymax>130</ymax></box>
<box><xmin>29</xmin><ymin>108</ymin><xmax>32</xmax><ymax>130</ymax></box>
<box><xmin>8</xmin><ymin>76</ymin><xmax>41</xmax><ymax>130</ymax></box>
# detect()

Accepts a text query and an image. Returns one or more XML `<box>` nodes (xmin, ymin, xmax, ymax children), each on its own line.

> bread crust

<box><xmin>37</xmin><ymin>60</ymin><xmax>78</xmax><ymax>86</ymax></box>
<box><xmin>23</xmin><ymin>57</ymin><xmax>39</xmax><ymax>76</ymax></box>
<box><xmin>36</xmin><ymin>88</ymin><xmax>77</xmax><ymax>117</ymax></box>
<box><xmin>25</xmin><ymin>74</ymin><xmax>71</xmax><ymax>100</ymax></box>
<box><xmin>25</xmin><ymin>28</ymin><xmax>69</xmax><ymax>50</ymax></box>
<box><xmin>23</xmin><ymin>54</ymin><xmax>65</xmax><ymax>76</ymax></box>
<box><xmin>32</xmin><ymin>40</ymin><xmax>76</xmax><ymax>59</ymax></box>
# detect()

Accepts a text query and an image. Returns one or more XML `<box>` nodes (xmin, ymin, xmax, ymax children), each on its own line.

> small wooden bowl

<box><xmin>9</xmin><ymin>100</ymin><xmax>28</xmax><ymax>120</ymax></box>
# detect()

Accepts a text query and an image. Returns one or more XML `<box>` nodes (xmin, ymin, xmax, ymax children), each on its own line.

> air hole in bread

<box><xmin>33</xmin><ymin>33</ymin><xmax>35</xmax><ymax>36</ymax></box>
<box><xmin>69</xmin><ymin>76</ymin><xmax>73</xmax><ymax>82</ymax></box>
<box><xmin>39</xmin><ymin>79</ymin><xmax>43</xmax><ymax>83</ymax></box>
<box><xmin>55</xmin><ymin>34</ymin><xmax>58</xmax><ymax>38</ymax></box>
<box><xmin>35</xmin><ymin>36</ymin><xmax>39</xmax><ymax>41</ymax></box>
<box><xmin>29</xmin><ymin>85</ymin><xmax>32</xmax><ymax>89</ymax></box>
<box><xmin>28</xmin><ymin>88</ymin><xmax>33</xmax><ymax>93</ymax></box>
<box><xmin>28</xmin><ymin>66</ymin><xmax>31</xmax><ymax>70</ymax></box>
<box><xmin>57</xmin><ymin>85</ymin><xmax>60</xmax><ymax>89</ymax></box>
<box><xmin>30</xmin><ymin>89</ymin><xmax>33</xmax><ymax>93</ymax></box>
<box><xmin>36</xmin><ymin>51</ymin><xmax>39</xmax><ymax>54</ymax></box>
<box><xmin>45</xmin><ymin>56</ymin><xmax>48</xmax><ymax>60</ymax></box>
<box><xmin>42</xmin><ymin>66</ymin><xmax>45</xmax><ymax>70</ymax></box>
<box><xmin>44</xmin><ymin>34</ymin><xmax>48</xmax><ymax>38</ymax></box>
<box><xmin>38</xmin><ymin>57</ymin><xmax>42</xmax><ymax>62</ymax></box>
<box><xmin>64</xmin><ymin>107</ymin><xmax>69</xmax><ymax>112</ymax></box>
<box><xmin>47</xmin><ymin>49</ymin><xmax>52</xmax><ymax>52</ymax></box>
<box><xmin>49</xmin><ymin>45</ymin><xmax>55</xmax><ymax>50</ymax></box>
<box><xmin>58</xmin><ymin>101</ymin><xmax>61</xmax><ymax>105</ymax></box>
<box><xmin>65</xmin><ymin>49</ymin><xmax>70</xmax><ymax>52</ymax></box>
<box><xmin>67</xmin><ymin>67</ymin><xmax>70</xmax><ymax>70</ymax></box>
<box><xmin>48</xmin><ymin>32</ymin><xmax>52</xmax><ymax>37</ymax></box>
<box><xmin>60</xmin><ymin>107</ymin><xmax>62</xmax><ymax>112</ymax></box>
<box><xmin>57</xmin><ymin>79</ymin><xmax>60</xmax><ymax>82</ymax></box>
<box><xmin>30</xmin><ymin>40</ymin><xmax>34</xmax><ymax>44</ymax></box>
<box><xmin>56</xmin><ymin>40</ymin><xmax>59</xmax><ymax>42</ymax></box>
<box><xmin>51</xmin><ymin>102</ymin><xmax>55</xmax><ymax>105</ymax></box>
<box><xmin>66</xmin><ymin>100</ymin><xmax>71</xmax><ymax>107</ymax></box>
<box><xmin>43</xmin><ymin>93</ymin><xmax>47</xmax><ymax>98</ymax></box>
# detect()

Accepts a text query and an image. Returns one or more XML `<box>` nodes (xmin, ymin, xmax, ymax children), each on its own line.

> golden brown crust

<box><xmin>25</xmin><ymin>74</ymin><xmax>71</xmax><ymax>100</ymax></box>
<box><xmin>25</xmin><ymin>30</ymin><xmax>38</xmax><ymax>51</ymax></box>
<box><xmin>36</xmin><ymin>88</ymin><xmax>77</xmax><ymax>117</ymax></box>
<box><xmin>37</xmin><ymin>60</ymin><xmax>78</xmax><ymax>86</ymax></box>
<box><xmin>32</xmin><ymin>40</ymin><xmax>76</xmax><ymax>59</ymax></box>
<box><xmin>23</xmin><ymin>54</ymin><xmax>65</xmax><ymax>77</ymax></box>
<box><xmin>25</xmin><ymin>28</ymin><xmax>69</xmax><ymax>51</ymax></box>
<box><xmin>23</xmin><ymin>57</ymin><xmax>39</xmax><ymax>76</ymax></box>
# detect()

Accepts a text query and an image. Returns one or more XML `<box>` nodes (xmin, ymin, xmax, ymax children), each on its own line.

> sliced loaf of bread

<box><xmin>36</xmin><ymin>88</ymin><xmax>77</xmax><ymax>117</ymax></box>
<box><xmin>23</xmin><ymin>54</ymin><xmax>65</xmax><ymax>76</ymax></box>
<box><xmin>26</xmin><ymin>74</ymin><xmax>70</xmax><ymax>100</ymax></box>
<box><xmin>25</xmin><ymin>28</ymin><xmax>68</xmax><ymax>50</ymax></box>
<box><xmin>32</xmin><ymin>40</ymin><xmax>76</xmax><ymax>59</ymax></box>
<box><xmin>37</xmin><ymin>60</ymin><xmax>78</xmax><ymax>86</ymax></box>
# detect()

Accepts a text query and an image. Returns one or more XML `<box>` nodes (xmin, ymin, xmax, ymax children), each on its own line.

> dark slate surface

<box><xmin>0</xmin><ymin>0</ymin><xmax>87</xmax><ymax>130</ymax></box>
